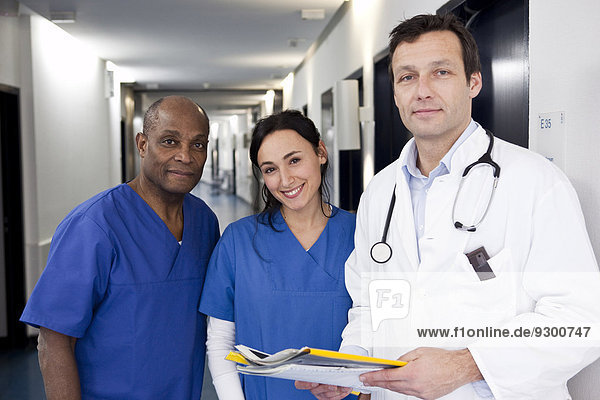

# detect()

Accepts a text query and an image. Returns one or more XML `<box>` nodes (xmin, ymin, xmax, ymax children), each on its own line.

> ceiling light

<box><xmin>50</xmin><ymin>11</ymin><xmax>76</xmax><ymax>23</ymax></box>
<box><xmin>301</xmin><ymin>9</ymin><xmax>325</xmax><ymax>20</ymax></box>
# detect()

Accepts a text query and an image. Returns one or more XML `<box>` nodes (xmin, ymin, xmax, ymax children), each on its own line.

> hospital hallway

<box><xmin>0</xmin><ymin>183</ymin><xmax>253</xmax><ymax>400</ymax></box>
<box><xmin>2</xmin><ymin>0</ymin><xmax>600</xmax><ymax>398</ymax></box>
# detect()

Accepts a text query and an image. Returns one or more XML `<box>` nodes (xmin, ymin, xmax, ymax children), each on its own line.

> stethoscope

<box><xmin>370</xmin><ymin>129</ymin><xmax>501</xmax><ymax>264</ymax></box>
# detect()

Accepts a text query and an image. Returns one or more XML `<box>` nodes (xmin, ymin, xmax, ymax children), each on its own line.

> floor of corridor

<box><xmin>0</xmin><ymin>181</ymin><xmax>255</xmax><ymax>400</ymax></box>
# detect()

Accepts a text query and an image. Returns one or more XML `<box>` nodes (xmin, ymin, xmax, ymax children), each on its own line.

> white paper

<box><xmin>238</xmin><ymin>363</ymin><xmax>382</xmax><ymax>392</ymax></box>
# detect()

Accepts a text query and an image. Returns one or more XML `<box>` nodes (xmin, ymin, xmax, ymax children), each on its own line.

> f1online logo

<box><xmin>369</xmin><ymin>280</ymin><xmax>411</xmax><ymax>331</ymax></box>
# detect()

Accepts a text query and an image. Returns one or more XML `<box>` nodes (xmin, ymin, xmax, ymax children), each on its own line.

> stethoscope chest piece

<box><xmin>371</xmin><ymin>241</ymin><xmax>393</xmax><ymax>264</ymax></box>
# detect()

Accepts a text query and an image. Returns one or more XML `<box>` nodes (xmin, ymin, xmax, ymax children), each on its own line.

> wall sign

<box><xmin>536</xmin><ymin>111</ymin><xmax>566</xmax><ymax>171</ymax></box>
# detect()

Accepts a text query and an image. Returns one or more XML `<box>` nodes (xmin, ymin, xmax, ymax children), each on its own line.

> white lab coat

<box><xmin>341</xmin><ymin>125</ymin><xmax>600</xmax><ymax>399</ymax></box>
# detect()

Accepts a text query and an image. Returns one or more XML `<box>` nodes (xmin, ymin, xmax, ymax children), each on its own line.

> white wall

<box><xmin>290</xmin><ymin>0</ymin><xmax>600</xmax><ymax>397</ymax></box>
<box><xmin>527</xmin><ymin>1</ymin><xmax>600</xmax><ymax>397</ymax></box>
<box><xmin>0</xmin><ymin>17</ymin><xmax>21</xmax><ymax>87</ymax></box>
<box><xmin>30</xmin><ymin>14</ymin><xmax>114</xmax><ymax>239</ymax></box>
<box><xmin>14</xmin><ymin>15</ymin><xmax>41</xmax><ymax>306</ymax></box>
<box><xmin>1</xmin><ymin>10</ymin><xmax>122</xmax><ymax>299</ymax></box>
<box><xmin>528</xmin><ymin>0</ymin><xmax>600</xmax><ymax>256</ymax></box>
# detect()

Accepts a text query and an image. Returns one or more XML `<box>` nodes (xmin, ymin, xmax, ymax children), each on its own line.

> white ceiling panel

<box><xmin>19</xmin><ymin>0</ymin><xmax>346</xmax><ymax>91</ymax></box>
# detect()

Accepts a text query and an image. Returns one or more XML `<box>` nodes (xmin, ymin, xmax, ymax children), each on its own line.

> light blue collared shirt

<box><xmin>401</xmin><ymin>120</ymin><xmax>478</xmax><ymax>252</ymax></box>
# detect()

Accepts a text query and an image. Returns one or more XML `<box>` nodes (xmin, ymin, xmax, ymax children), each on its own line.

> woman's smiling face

<box><xmin>257</xmin><ymin>129</ymin><xmax>327</xmax><ymax>214</ymax></box>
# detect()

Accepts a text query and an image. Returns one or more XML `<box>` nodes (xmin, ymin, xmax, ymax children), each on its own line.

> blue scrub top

<box><xmin>21</xmin><ymin>184</ymin><xmax>220</xmax><ymax>400</ymax></box>
<box><xmin>199</xmin><ymin>207</ymin><xmax>356</xmax><ymax>400</ymax></box>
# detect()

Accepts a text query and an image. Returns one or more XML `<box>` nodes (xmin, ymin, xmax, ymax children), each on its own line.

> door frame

<box><xmin>0</xmin><ymin>83</ymin><xmax>27</xmax><ymax>349</ymax></box>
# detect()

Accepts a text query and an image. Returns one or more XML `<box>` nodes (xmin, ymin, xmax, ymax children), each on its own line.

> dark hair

<box><xmin>388</xmin><ymin>13</ymin><xmax>481</xmax><ymax>84</ymax></box>
<box><xmin>143</xmin><ymin>98</ymin><xmax>165</xmax><ymax>134</ymax></box>
<box><xmin>249</xmin><ymin>109</ymin><xmax>330</xmax><ymax>229</ymax></box>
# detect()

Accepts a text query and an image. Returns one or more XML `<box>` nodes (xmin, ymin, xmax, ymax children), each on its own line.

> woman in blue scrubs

<box><xmin>199</xmin><ymin>110</ymin><xmax>356</xmax><ymax>400</ymax></box>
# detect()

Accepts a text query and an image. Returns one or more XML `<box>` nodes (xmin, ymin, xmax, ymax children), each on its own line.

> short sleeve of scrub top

<box><xmin>199</xmin><ymin>224</ymin><xmax>237</xmax><ymax>322</ymax></box>
<box><xmin>20</xmin><ymin>213</ymin><xmax>113</xmax><ymax>338</ymax></box>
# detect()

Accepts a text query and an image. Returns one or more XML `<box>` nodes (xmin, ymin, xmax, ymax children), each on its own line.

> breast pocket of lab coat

<box><xmin>449</xmin><ymin>248</ymin><xmax>518</xmax><ymax>327</ymax></box>
<box><xmin>416</xmin><ymin>248</ymin><xmax>517</xmax><ymax>332</ymax></box>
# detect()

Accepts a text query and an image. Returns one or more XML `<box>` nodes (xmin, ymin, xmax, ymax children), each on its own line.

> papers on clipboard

<box><xmin>226</xmin><ymin>345</ymin><xmax>406</xmax><ymax>392</ymax></box>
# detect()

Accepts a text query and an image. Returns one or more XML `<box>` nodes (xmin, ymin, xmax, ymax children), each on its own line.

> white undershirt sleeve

<box><xmin>206</xmin><ymin>316</ymin><xmax>245</xmax><ymax>400</ymax></box>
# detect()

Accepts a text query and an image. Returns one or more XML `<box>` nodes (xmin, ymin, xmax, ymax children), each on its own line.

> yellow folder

<box><xmin>226</xmin><ymin>345</ymin><xmax>406</xmax><ymax>394</ymax></box>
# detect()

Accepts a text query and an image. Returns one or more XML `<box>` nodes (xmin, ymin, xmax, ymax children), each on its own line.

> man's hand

<box><xmin>359</xmin><ymin>347</ymin><xmax>483</xmax><ymax>400</ymax></box>
<box><xmin>294</xmin><ymin>380</ymin><xmax>353</xmax><ymax>400</ymax></box>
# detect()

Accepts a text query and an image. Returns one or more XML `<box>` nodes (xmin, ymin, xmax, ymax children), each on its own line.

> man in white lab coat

<box><xmin>298</xmin><ymin>13</ymin><xmax>600</xmax><ymax>400</ymax></box>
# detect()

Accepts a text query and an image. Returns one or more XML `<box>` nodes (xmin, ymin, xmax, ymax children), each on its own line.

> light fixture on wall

<box><xmin>105</xmin><ymin>70</ymin><xmax>114</xmax><ymax>98</ymax></box>
<box><xmin>264</xmin><ymin>90</ymin><xmax>275</xmax><ymax>115</ymax></box>
<box><xmin>50</xmin><ymin>11</ymin><xmax>76</xmax><ymax>23</ymax></box>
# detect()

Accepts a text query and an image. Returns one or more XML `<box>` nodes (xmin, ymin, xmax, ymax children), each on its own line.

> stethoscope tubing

<box><xmin>381</xmin><ymin>185</ymin><xmax>397</xmax><ymax>242</ymax></box>
<box><xmin>370</xmin><ymin>185</ymin><xmax>397</xmax><ymax>264</ymax></box>
<box><xmin>370</xmin><ymin>129</ymin><xmax>500</xmax><ymax>263</ymax></box>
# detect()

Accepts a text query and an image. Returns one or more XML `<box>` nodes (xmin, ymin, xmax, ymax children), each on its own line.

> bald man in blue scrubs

<box><xmin>21</xmin><ymin>96</ymin><xmax>220</xmax><ymax>399</ymax></box>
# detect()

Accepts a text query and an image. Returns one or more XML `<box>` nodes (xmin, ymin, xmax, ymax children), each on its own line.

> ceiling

<box><xmin>18</xmin><ymin>0</ymin><xmax>346</xmax><ymax>94</ymax></box>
